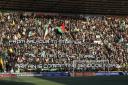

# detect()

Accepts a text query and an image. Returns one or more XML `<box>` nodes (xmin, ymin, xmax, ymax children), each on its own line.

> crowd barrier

<box><xmin>0</xmin><ymin>72</ymin><xmax>128</xmax><ymax>78</ymax></box>
<box><xmin>15</xmin><ymin>72</ymin><xmax>70</xmax><ymax>77</ymax></box>
<box><xmin>96</xmin><ymin>72</ymin><xmax>119</xmax><ymax>76</ymax></box>
<box><xmin>72</xmin><ymin>72</ymin><xmax>128</xmax><ymax>77</ymax></box>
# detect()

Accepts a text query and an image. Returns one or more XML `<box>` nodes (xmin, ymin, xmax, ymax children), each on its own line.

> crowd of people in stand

<box><xmin>0</xmin><ymin>11</ymin><xmax>128</xmax><ymax>72</ymax></box>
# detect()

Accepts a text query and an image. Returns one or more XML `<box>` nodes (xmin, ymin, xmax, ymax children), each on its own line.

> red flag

<box><xmin>61</xmin><ymin>23</ymin><xmax>65</xmax><ymax>32</ymax></box>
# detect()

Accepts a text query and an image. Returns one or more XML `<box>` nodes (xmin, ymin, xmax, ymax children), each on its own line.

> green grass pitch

<box><xmin>0</xmin><ymin>76</ymin><xmax>128</xmax><ymax>85</ymax></box>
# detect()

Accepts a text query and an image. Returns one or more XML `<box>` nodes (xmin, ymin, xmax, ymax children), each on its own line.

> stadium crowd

<box><xmin>0</xmin><ymin>11</ymin><xmax>128</xmax><ymax>72</ymax></box>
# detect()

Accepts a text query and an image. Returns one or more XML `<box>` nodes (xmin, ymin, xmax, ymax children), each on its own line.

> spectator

<box><xmin>0</xmin><ymin>11</ymin><xmax>128</xmax><ymax>72</ymax></box>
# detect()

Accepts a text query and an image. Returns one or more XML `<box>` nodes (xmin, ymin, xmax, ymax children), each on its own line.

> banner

<box><xmin>15</xmin><ymin>72</ymin><xmax>70</xmax><ymax>77</ymax></box>
<box><xmin>73</xmin><ymin>72</ymin><xmax>96</xmax><ymax>77</ymax></box>
<box><xmin>0</xmin><ymin>73</ymin><xmax>16</xmax><ymax>78</ymax></box>
<box><xmin>83</xmin><ymin>72</ymin><xmax>96</xmax><ymax>76</ymax></box>
<box><xmin>96</xmin><ymin>72</ymin><xmax>120</xmax><ymax>76</ymax></box>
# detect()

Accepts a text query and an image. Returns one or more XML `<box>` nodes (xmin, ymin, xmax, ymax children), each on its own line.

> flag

<box><xmin>0</xmin><ymin>57</ymin><xmax>4</xmax><ymax>69</ymax></box>
<box><xmin>56</xmin><ymin>23</ymin><xmax>65</xmax><ymax>35</ymax></box>
<box><xmin>43</xmin><ymin>19</ymin><xmax>52</xmax><ymax>39</ymax></box>
<box><xmin>11</xmin><ymin>20</ymin><xmax>15</xmax><ymax>26</ymax></box>
<box><xmin>44</xmin><ymin>25</ymin><xmax>49</xmax><ymax>39</ymax></box>
<box><xmin>9</xmin><ymin>48</ymin><xmax>13</xmax><ymax>53</ymax></box>
<box><xmin>61</xmin><ymin>23</ymin><xmax>65</xmax><ymax>32</ymax></box>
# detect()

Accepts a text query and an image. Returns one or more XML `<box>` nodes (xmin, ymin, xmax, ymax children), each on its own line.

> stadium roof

<box><xmin>0</xmin><ymin>0</ymin><xmax>128</xmax><ymax>15</ymax></box>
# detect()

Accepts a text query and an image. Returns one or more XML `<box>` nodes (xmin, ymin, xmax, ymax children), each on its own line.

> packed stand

<box><xmin>0</xmin><ymin>11</ymin><xmax>128</xmax><ymax>72</ymax></box>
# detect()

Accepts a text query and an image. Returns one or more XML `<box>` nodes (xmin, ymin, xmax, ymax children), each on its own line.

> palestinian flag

<box><xmin>56</xmin><ymin>23</ymin><xmax>65</xmax><ymax>35</ymax></box>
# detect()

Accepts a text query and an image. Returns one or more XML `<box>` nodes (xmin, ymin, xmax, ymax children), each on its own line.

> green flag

<box><xmin>43</xmin><ymin>19</ymin><xmax>52</xmax><ymax>39</ymax></box>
